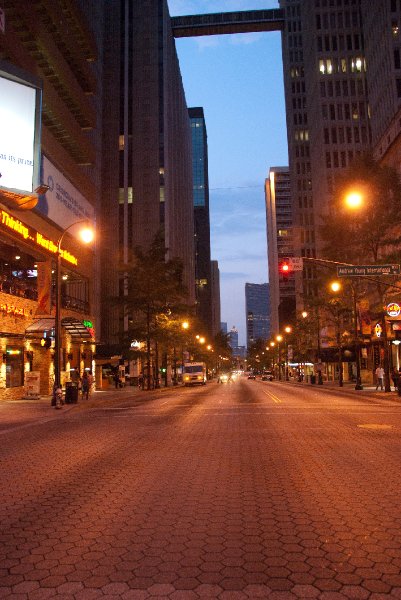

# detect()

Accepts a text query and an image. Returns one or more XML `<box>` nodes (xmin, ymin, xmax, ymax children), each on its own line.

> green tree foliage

<box><xmin>321</xmin><ymin>153</ymin><xmax>401</xmax><ymax>264</ymax></box>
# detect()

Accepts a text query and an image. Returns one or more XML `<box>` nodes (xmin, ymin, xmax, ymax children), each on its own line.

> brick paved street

<box><xmin>1</xmin><ymin>378</ymin><xmax>401</xmax><ymax>599</ymax></box>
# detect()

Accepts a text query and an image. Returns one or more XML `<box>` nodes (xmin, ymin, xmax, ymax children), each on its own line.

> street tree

<box><xmin>116</xmin><ymin>231</ymin><xmax>190</xmax><ymax>390</ymax></box>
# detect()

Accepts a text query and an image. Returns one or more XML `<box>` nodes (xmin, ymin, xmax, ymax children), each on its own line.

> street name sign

<box><xmin>336</xmin><ymin>264</ymin><xmax>400</xmax><ymax>277</ymax></box>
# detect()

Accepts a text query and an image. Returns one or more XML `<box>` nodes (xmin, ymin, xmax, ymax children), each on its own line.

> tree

<box><xmin>115</xmin><ymin>231</ymin><xmax>190</xmax><ymax>390</ymax></box>
<box><xmin>320</xmin><ymin>153</ymin><xmax>401</xmax><ymax>391</ymax></box>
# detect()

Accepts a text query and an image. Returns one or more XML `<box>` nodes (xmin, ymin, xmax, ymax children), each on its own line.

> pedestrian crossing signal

<box><xmin>40</xmin><ymin>337</ymin><xmax>52</xmax><ymax>349</ymax></box>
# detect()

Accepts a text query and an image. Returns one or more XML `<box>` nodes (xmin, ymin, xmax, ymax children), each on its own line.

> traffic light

<box><xmin>279</xmin><ymin>258</ymin><xmax>291</xmax><ymax>279</ymax></box>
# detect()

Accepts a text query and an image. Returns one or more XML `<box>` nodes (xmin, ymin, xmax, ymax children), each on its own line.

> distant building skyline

<box><xmin>245</xmin><ymin>282</ymin><xmax>270</xmax><ymax>347</ymax></box>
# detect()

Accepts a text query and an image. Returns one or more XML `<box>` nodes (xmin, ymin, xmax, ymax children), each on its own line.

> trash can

<box><xmin>65</xmin><ymin>381</ymin><xmax>78</xmax><ymax>404</ymax></box>
<box><xmin>310</xmin><ymin>374</ymin><xmax>316</xmax><ymax>384</ymax></box>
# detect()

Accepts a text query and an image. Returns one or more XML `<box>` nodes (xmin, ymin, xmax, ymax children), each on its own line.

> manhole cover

<box><xmin>358</xmin><ymin>424</ymin><xmax>394</xmax><ymax>430</ymax></box>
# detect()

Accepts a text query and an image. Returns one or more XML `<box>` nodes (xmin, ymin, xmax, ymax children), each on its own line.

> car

<box><xmin>247</xmin><ymin>373</ymin><xmax>256</xmax><ymax>380</ymax></box>
<box><xmin>261</xmin><ymin>371</ymin><xmax>274</xmax><ymax>381</ymax></box>
<box><xmin>218</xmin><ymin>373</ymin><xmax>231</xmax><ymax>383</ymax></box>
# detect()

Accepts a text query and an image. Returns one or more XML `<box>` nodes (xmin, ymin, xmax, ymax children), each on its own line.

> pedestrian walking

<box><xmin>81</xmin><ymin>372</ymin><xmax>90</xmax><ymax>400</ymax></box>
<box><xmin>375</xmin><ymin>365</ymin><xmax>384</xmax><ymax>391</ymax></box>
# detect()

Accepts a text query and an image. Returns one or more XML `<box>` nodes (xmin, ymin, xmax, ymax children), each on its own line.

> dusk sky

<box><xmin>168</xmin><ymin>0</ymin><xmax>288</xmax><ymax>346</ymax></box>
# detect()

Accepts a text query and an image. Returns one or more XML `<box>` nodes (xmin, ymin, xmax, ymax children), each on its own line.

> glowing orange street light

<box><xmin>344</xmin><ymin>191</ymin><xmax>363</xmax><ymax>210</ymax></box>
<box><xmin>330</xmin><ymin>280</ymin><xmax>342</xmax><ymax>293</ymax></box>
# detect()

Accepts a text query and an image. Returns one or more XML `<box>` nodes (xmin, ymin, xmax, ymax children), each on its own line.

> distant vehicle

<box><xmin>247</xmin><ymin>373</ymin><xmax>256</xmax><ymax>380</ymax></box>
<box><xmin>218</xmin><ymin>373</ymin><xmax>231</xmax><ymax>383</ymax></box>
<box><xmin>183</xmin><ymin>362</ymin><xmax>207</xmax><ymax>386</ymax></box>
<box><xmin>261</xmin><ymin>371</ymin><xmax>274</xmax><ymax>381</ymax></box>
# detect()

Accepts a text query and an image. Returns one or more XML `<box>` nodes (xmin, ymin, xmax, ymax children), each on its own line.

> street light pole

<box><xmin>54</xmin><ymin>221</ymin><xmax>94</xmax><ymax>389</ymax></box>
<box><xmin>351</xmin><ymin>284</ymin><xmax>363</xmax><ymax>390</ymax></box>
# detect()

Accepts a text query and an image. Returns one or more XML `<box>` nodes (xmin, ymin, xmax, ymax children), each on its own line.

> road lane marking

<box><xmin>263</xmin><ymin>390</ymin><xmax>282</xmax><ymax>403</ymax></box>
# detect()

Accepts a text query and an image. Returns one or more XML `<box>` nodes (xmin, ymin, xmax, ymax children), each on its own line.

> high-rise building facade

<box><xmin>189</xmin><ymin>107</ymin><xmax>213</xmax><ymax>338</ymax></box>
<box><xmin>101</xmin><ymin>0</ymin><xmax>195</xmax><ymax>345</ymax></box>
<box><xmin>265</xmin><ymin>167</ymin><xmax>295</xmax><ymax>333</ymax></box>
<box><xmin>245</xmin><ymin>283</ymin><xmax>271</xmax><ymax>347</ymax></box>
<box><xmin>279</xmin><ymin>0</ymin><xmax>370</xmax><ymax>308</ymax></box>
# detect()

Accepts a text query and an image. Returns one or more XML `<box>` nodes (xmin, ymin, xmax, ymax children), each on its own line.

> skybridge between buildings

<box><xmin>171</xmin><ymin>9</ymin><xmax>285</xmax><ymax>38</ymax></box>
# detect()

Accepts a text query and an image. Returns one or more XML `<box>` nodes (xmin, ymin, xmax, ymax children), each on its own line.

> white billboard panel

<box><xmin>0</xmin><ymin>75</ymin><xmax>37</xmax><ymax>193</ymax></box>
<box><xmin>37</xmin><ymin>156</ymin><xmax>95</xmax><ymax>233</ymax></box>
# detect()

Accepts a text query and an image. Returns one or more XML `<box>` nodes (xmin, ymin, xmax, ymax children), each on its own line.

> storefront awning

<box><xmin>26</xmin><ymin>317</ymin><xmax>93</xmax><ymax>340</ymax></box>
<box><xmin>25</xmin><ymin>318</ymin><xmax>54</xmax><ymax>335</ymax></box>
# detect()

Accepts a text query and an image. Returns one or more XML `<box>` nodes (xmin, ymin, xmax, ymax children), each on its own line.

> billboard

<box><xmin>37</xmin><ymin>156</ymin><xmax>95</xmax><ymax>233</ymax></box>
<box><xmin>0</xmin><ymin>63</ymin><xmax>41</xmax><ymax>195</ymax></box>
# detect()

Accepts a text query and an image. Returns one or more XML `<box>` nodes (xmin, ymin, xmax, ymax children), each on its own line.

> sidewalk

<box><xmin>287</xmin><ymin>377</ymin><xmax>401</xmax><ymax>399</ymax></box>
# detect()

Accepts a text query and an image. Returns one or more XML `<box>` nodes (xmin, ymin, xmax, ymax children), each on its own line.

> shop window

<box><xmin>5</xmin><ymin>347</ymin><xmax>24</xmax><ymax>388</ymax></box>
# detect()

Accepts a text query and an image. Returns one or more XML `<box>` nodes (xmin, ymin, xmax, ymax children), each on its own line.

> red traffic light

<box><xmin>279</xmin><ymin>258</ymin><xmax>291</xmax><ymax>274</ymax></box>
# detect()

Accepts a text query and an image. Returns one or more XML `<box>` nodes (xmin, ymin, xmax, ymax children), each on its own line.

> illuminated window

<box><xmin>119</xmin><ymin>135</ymin><xmax>125</xmax><ymax>151</ymax></box>
<box><xmin>118</xmin><ymin>188</ymin><xmax>133</xmax><ymax>204</ymax></box>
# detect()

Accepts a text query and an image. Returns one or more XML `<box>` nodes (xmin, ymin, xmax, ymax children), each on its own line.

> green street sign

<box><xmin>336</xmin><ymin>264</ymin><xmax>400</xmax><ymax>277</ymax></box>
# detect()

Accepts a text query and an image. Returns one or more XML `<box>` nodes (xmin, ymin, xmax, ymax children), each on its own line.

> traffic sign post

<box><xmin>336</xmin><ymin>264</ymin><xmax>400</xmax><ymax>277</ymax></box>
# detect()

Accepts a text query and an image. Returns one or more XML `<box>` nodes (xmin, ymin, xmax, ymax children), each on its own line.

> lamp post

<box><xmin>330</xmin><ymin>281</ymin><xmax>343</xmax><ymax>387</ymax></box>
<box><xmin>351</xmin><ymin>283</ymin><xmax>363</xmax><ymax>390</ymax></box>
<box><xmin>54</xmin><ymin>221</ymin><xmax>94</xmax><ymax>389</ymax></box>
<box><xmin>276</xmin><ymin>335</ymin><xmax>283</xmax><ymax>380</ymax></box>
<box><xmin>284</xmin><ymin>326</ymin><xmax>292</xmax><ymax>380</ymax></box>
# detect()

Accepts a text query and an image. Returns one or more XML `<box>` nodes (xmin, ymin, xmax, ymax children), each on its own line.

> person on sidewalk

<box><xmin>81</xmin><ymin>372</ymin><xmax>90</xmax><ymax>400</ymax></box>
<box><xmin>375</xmin><ymin>365</ymin><xmax>385</xmax><ymax>391</ymax></box>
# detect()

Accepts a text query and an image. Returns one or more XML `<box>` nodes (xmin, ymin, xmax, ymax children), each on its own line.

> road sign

<box><xmin>336</xmin><ymin>264</ymin><xmax>400</xmax><ymax>277</ymax></box>
<box><xmin>288</xmin><ymin>257</ymin><xmax>303</xmax><ymax>272</ymax></box>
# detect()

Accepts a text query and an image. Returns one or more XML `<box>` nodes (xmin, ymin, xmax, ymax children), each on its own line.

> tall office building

<box><xmin>101</xmin><ymin>0</ymin><xmax>195</xmax><ymax>345</ymax></box>
<box><xmin>361</xmin><ymin>0</ymin><xmax>401</xmax><ymax>168</ymax></box>
<box><xmin>265</xmin><ymin>167</ymin><xmax>295</xmax><ymax>333</ymax></box>
<box><xmin>210</xmin><ymin>260</ymin><xmax>221</xmax><ymax>338</ymax></box>
<box><xmin>279</xmin><ymin>0</ymin><xmax>370</xmax><ymax>308</ymax></box>
<box><xmin>245</xmin><ymin>283</ymin><xmax>271</xmax><ymax>347</ymax></box>
<box><xmin>189</xmin><ymin>107</ymin><xmax>213</xmax><ymax>338</ymax></box>
<box><xmin>220</xmin><ymin>322</ymin><xmax>228</xmax><ymax>335</ymax></box>
<box><xmin>228</xmin><ymin>326</ymin><xmax>239</xmax><ymax>349</ymax></box>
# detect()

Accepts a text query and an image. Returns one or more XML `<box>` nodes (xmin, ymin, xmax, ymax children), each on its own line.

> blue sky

<box><xmin>168</xmin><ymin>0</ymin><xmax>288</xmax><ymax>345</ymax></box>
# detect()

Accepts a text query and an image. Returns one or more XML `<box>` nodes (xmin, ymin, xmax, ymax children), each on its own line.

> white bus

<box><xmin>183</xmin><ymin>362</ymin><xmax>207</xmax><ymax>386</ymax></box>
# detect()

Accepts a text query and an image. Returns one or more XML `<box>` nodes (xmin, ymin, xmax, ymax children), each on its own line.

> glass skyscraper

<box><xmin>245</xmin><ymin>283</ymin><xmax>271</xmax><ymax>347</ymax></box>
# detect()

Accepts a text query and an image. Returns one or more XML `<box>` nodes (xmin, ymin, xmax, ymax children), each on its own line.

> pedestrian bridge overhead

<box><xmin>171</xmin><ymin>9</ymin><xmax>285</xmax><ymax>38</ymax></box>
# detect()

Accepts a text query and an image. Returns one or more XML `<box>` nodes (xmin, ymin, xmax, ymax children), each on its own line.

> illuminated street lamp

<box><xmin>330</xmin><ymin>280</ymin><xmax>343</xmax><ymax>387</ymax></box>
<box><xmin>344</xmin><ymin>190</ymin><xmax>363</xmax><ymax>210</ymax></box>
<box><xmin>54</xmin><ymin>221</ymin><xmax>94</xmax><ymax>390</ymax></box>
<box><xmin>284</xmin><ymin>326</ymin><xmax>292</xmax><ymax>380</ymax></box>
<box><xmin>276</xmin><ymin>335</ymin><xmax>283</xmax><ymax>380</ymax></box>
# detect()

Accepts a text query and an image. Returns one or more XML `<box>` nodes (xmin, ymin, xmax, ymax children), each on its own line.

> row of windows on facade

<box><xmin>316</xmin><ymin>33</ymin><xmax>362</xmax><ymax>52</ymax></box>
<box><xmin>294</xmin><ymin>112</ymin><xmax>308</xmax><ymax>126</ymax></box>
<box><xmin>320</xmin><ymin>77</ymin><xmax>365</xmax><ymax>98</ymax></box>
<box><xmin>322</xmin><ymin>101</ymin><xmax>369</xmax><ymax>122</ymax></box>
<box><xmin>292</xmin><ymin>96</ymin><xmax>307</xmax><ymax>110</ymax></box>
<box><xmin>299</xmin><ymin>212</ymin><xmax>315</xmax><ymax>227</ymax></box>
<box><xmin>298</xmin><ymin>195</ymin><xmax>314</xmax><ymax>209</ymax></box>
<box><xmin>296</xmin><ymin>162</ymin><xmax>311</xmax><ymax>175</ymax></box>
<box><xmin>318</xmin><ymin>57</ymin><xmax>365</xmax><ymax>75</ymax></box>
<box><xmin>316</xmin><ymin>9</ymin><xmax>359</xmax><ymax>31</ymax></box>
<box><xmin>297</xmin><ymin>179</ymin><xmax>313</xmax><ymax>192</ymax></box>
<box><xmin>326</xmin><ymin>148</ymin><xmax>362</xmax><ymax>168</ymax></box>
<box><xmin>295</xmin><ymin>144</ymin><xmax>310</xmax><ymax>158</ymax></box>
<box><xmin>324</xmin><ymin>124</ymin><xmax>369</xmax><ymax>145</ymax></box>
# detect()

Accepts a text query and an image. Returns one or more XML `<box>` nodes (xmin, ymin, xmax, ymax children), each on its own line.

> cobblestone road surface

<box><xmin>1</xmin><ymin>379</ymin><xmax>401</xmax><ymax>599</ymax></box>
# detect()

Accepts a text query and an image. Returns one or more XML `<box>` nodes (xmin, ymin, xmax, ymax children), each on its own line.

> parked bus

<box><xmin>183</xmin><ymin>361</ymin><xmax>207</xmax><ymax>386</ymax></box>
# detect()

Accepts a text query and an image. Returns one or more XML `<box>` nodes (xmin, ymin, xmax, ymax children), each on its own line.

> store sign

<box><xmin>1</xmin><ymin>303</ymin><xmax>29</xmax><ymax>317</ymax></box>
<box><xmin>0</xmin><ymin>209</ymin><xmax>78</xmax><ymax>265</ymax></box>
<box><xmin>386</xmin><ymin>302</ymin><xmax>401</xmax><ymax>318</ymax></box>
<box><xmin>374</xmin><ymin>323</ymin><xmax>382</xmax><ymax>337</ymax></box>
<box><xmin>0</xmin><ymin>73</ymin><xmax>38</xmax><ymax>193</ymax></box>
